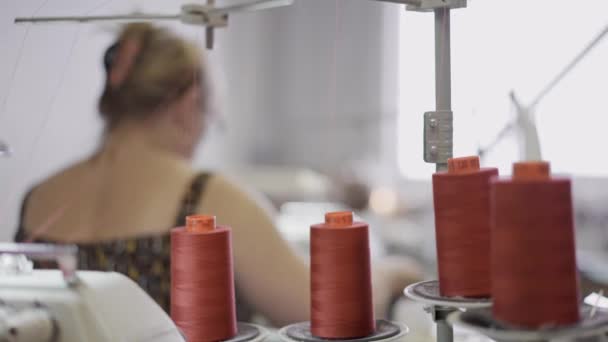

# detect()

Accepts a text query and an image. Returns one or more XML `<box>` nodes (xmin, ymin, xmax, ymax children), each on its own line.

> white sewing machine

<box><xmin>0</xmin><ymin>243</ymin><xmax>184</xmax><ymax>342</ymax></box>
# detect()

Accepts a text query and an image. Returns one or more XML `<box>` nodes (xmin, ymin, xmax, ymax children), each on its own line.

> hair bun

<box><xmin>98</xmin><ymin>23</ymin><xmax>205</xmax><ymax>129</ymax></box>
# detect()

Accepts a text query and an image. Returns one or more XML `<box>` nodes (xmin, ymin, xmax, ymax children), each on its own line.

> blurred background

<box><xmin>1</xmin><ymin>0</ymin><xmax>608</xmax><ymax>340</ymax></box>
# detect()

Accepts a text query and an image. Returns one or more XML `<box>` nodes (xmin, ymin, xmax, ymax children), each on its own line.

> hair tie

<box><xmin>108</xmin><ymin>38</ymin><xmax>141</xmax><ymax>88</ymax></box>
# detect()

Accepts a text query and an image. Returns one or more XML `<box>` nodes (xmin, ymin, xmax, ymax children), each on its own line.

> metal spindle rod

<box><xmin>433</xmin><ymin>306</ymin><xmax>455</xmax><ymax>342</ymax></box>
<box><xmin>434</xmin><ymin>7</ymin><xmax>451</xmax><ymax>172</ymax></box>
<box><xmin>14</xmin><ymin>14</ymin><xmax>179</xmax><ymax>24</ymax></box>
<box><xmin>437</xmin><ymin>319</ymin><xmax>454</xmax><ymax>342</ymax></box>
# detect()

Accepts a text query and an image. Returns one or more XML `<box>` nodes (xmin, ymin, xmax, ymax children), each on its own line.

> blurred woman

<box><xmin>14</xmin><ymin>23</ymin><xmax>420</xmax><ymax>325</ymax></box>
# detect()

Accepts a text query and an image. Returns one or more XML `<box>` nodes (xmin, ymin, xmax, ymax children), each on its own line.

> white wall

<box><xmin>398</xmin><ymin>0</ymin><xmax>608</xmax><ymax>178</ymax></box>
<box><xmin>263</xmin><ymin>0</ymin><xmax>400</xmax><ymax>171</ymax></box>
<box><xmin>0</xmin><ymin>0</ymin><xmax>400</xmax><ymax>240</ymax></box>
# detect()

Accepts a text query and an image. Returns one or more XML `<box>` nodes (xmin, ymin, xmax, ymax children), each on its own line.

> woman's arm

<box><xmin>198</xmin><ymin>174</ymin><xmax>310</xmax><ymax>326</ymax></box>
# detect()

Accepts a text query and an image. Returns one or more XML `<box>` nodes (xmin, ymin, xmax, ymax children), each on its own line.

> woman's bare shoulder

<box><xmin>23</xmin><ymin>160</ymin><xmax>93</xmax><ymax>234</ymax></box>
<box><xmin>24</xmin><ymin>155</ymin><xmax>195</xmax><ymax>240</ymax></box>
<box><xmin>28</xmin><ymin>160</ymin><xmax>90</xmax><ymax>209</ymax></box>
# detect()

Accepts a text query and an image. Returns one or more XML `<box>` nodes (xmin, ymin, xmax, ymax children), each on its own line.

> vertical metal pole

<box><xmin>436</xmin><ymin>319</ymin><xmax>454</xmax><ymax>342</ymax></box>
<box><xmin>433</xmin><ymin>306</ymin><xmax>454</xmax><ymax>342</ymax></box>
<box><xmin>434</xmin><ymin>8</ymin><xmax>451</xmax><ymax>172</ymax></box>
<box><xmin>206</xmin><ymin>0</ymin><xmax>215</xmax><ymax>49</ymax></box>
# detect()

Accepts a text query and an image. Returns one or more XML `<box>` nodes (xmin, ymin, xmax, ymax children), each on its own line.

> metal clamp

<box><xmin>423</xmin><ymin>110</ymin><xmax>453</xmax><ymax>164</ymax></box>
<box><xmin>180</xmin><ymin>4</ymin><xmax>228</xmax><ymax>27</ymax></box>
<box><xmin>405</xmin><ymin>0</ymin><xmax>467</xmax><ymax>12</ymax></box>
<box><xmin>0</xmin><ymin>243</ymin><xmax>78</xmax><ymax>286</ymax></box>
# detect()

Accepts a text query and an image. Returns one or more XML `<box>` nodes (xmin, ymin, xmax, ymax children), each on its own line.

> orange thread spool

<box><xmin>491</xmin><ymin>161</ymin><xmax>580</xmax><ymax>328</ymax></box>
<box><xmin>310</xmin><ymin>211</ymin><xmax>375</xmax><ymax>339</ymax></box>
<box><xmin>171</xmin><ymin>215</ymin><xmax>238</xmax><ymax>341</ymax></box>
<box><xmin>433</xmin><ymin>156</ymin><xmax>498</xmax><ymax>297</ymax></box>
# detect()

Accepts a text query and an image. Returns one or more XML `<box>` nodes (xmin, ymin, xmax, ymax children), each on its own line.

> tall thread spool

<box><xmin>310</xmin><ymin>211</ymin><xmax>375</xmax><ymax>339</ymax></box>
<box><xmin>491</xmin><ymin>161</ymin><xmax>580</xmax><ymax>328</ymax></box>
<box><xmin>171</xmin><ymin>215</ymin><xmax>238</xmax><ymax>342</ymax></box>
<box><xmin>432</xmin><ymin>156</ymin><xmax>498</xmax><ymax>297</ymax></box>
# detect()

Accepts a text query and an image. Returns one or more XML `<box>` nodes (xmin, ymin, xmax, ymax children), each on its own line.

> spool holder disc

<box><xmin>448</xmin><ymin>307</ymin><xmax>608</xmax><ymax>342</ymax></box>
<box><xmin>278</xmin><ymin>320</ymin><xmax>408</xmax><ymax>342</ymax></box>
<box><xmin>404</xmin><ymin>280</ymin><xmax>492</xmax><ymax>309</ymax></box>
<box><xmin>225</xmin><ymin>323</ymin><xmax>263</xmax><ymax>342</ymax></box>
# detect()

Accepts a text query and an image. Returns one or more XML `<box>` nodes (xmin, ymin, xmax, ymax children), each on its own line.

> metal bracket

<box><xmin>423</xmin><ymin>110</ymin><xmax>453</xmax><ymax>164</ymax></box>
<box><xmin>427</xmin><ymin>305</ymin><xmax>455</xmax><ymax>321</ymax></box>
<box><xmin>181</xmin><ymin>4</ymin><xmax>229</xmax><ymax>27</ymax></box>
<box><xmin>406</xmin><ymin>0</ymin><xmax>467</xmax><ymax>12</ymax></box>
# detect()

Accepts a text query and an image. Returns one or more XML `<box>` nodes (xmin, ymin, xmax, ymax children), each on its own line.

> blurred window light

<box><xmin>398</xmin><ymin>0</ymin><xmax>608</xmax><ymax>178</ymax></box>
<box><xmin>369</xmin><ymin>186</ymin><xmax>398</xmax><ymax>216</ymax></box>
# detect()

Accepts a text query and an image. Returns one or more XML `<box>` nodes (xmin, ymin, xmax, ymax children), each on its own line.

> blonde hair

<box><xmin>99</xmin><ymin>23</ymin><xmax>206</xmax><ymax>129</ymax></box>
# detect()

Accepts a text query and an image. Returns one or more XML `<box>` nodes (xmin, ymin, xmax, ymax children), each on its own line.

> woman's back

<box><xmin>14</xmin><ymin>131</ymin><xmax>205</xmax><ymax>312</ymax></box>
<box><xmin>21</xmin><ymin>130</ymin><xmax>196</xmax><ymax>243</ymax></box>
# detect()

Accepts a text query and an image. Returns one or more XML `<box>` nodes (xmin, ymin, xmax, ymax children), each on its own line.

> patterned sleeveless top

<box><xmin>14</xmin><ymin>173</ymin><xmax>254</xmax><ymax>320</ymax></box>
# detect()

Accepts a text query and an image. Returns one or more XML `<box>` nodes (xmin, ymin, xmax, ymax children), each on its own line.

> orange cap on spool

<box><xmin>513</xmin><ymin>161</ymin><xmax>550</xmax><ymax>180</ymax></box>
<box><xmin>448</xmin><ymin>156</ymin><xmax>480</xmax><ymax>174</ymax></box>
<box><xmin>186</xmin><ymin>215</ymin><xmax>216</xmax><ymax>233</ymax></box>
<box><xmin>325</xmin><ymin>211</ymin><xmax>354</xmax><ymax>227</ymax></box>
